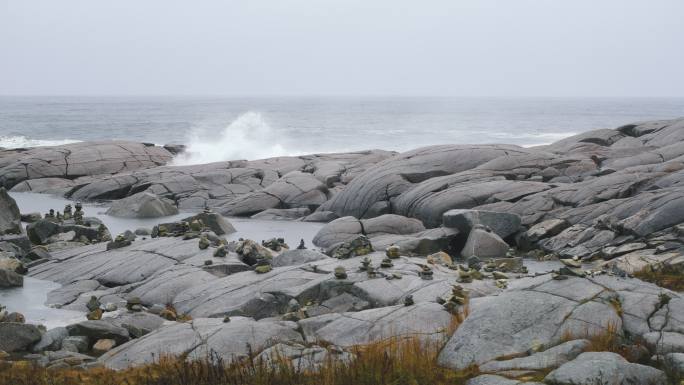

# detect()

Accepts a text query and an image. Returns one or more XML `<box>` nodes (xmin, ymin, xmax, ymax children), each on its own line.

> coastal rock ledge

<box><xmin>3</xmin><ymin>117</ymin><xmax>684</xmax><ymax>385</ymax></box>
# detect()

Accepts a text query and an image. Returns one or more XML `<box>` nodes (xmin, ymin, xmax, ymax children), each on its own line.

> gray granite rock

<box><xmin>67</xmin><ymin>320</ymin><xmax>130</xmax><ymax>345</ymax></box>
<box><xmin>443</xmin><ymin>209</ymin><xmax>521</xmax><ymax>239</ymax></box>
<box><xmin>32</xmin><ymin>327</ymin><xmax>69</xmax><ymax>353</ymax></box>
<box><xmin>438</xmin><ymin>276</ymin><xmax>622</xmax><ymax>371</ymax></box>
<box><xmin>461</xmin><ymin>228</ymin><xmax>509</xmax><ymax>259</ymax></box>
<box><xmin>272</xmin><ymin>249</ymin><xmax>330</xmax><ymax>267</ymax></box>
<box><xmin>106</xmin><ymin>192</ymin><xmax>178</xmax><ymax>218</ymax></box>
<box><xmin>0</xmin><ymin>268</ymin><xmax>23</xmax><ymax>287</ymax></box>
<box><xmin>479</xmin><ymin>339</ymin><xmax>589</xmax><ymax>373</ymax></box>
<box><xmin>544</xmin><ymin>352</ymin><xmax>666</xmax><ymax>385</ymax></box>
<box><xmin>0</xmin><ymin>323</ymin><xmax>42</xmax><ymax>352</ymax></box>
<box><xmin>99</xmin><ymin>317</ymin><xmax>303</xmax><ymax>369</ymax></box>
<box><xmin>299</xmin><ymin>302</ymin><xmax>452</xmax><ymax>347</ymax></box>
<box><xmin>251</xmin><ymin>207</ymin><xmax>311</xmax><ymax>220</ymax></box>
<box><xmin>320</xmin><ymin>144</ymin><xmax>533</xmax><ymax>220</ymax></box>
<box><xmin>0</xmin><ymin>187</ymin><xmax>21</xmax><ymax>235</ymax></box>
<box><xmin>0</xmin><ymin>141</ymin><xmax>172</xmax><ymax>189</ymax></box>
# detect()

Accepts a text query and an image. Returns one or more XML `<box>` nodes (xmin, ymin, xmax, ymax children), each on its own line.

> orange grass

<box><xmin>0</xmin><ymin>312</ymin><xmax>473</xmax><ymax>385</ymax></box>
<box><xmin>634</xmin><ymin>265</ymin><xmax>684</xmax><ymax>292</ymax></box>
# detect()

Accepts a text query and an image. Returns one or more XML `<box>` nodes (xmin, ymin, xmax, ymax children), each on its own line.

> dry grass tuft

<box><xmin>634</xmin><ymin>265</ymin><xmax>684</xmax><ymax>292</ymax></box>
<box><xmin>0</xmin><ymin>312</ymin><xmax>473</xmax><ymax>385</ymax></box>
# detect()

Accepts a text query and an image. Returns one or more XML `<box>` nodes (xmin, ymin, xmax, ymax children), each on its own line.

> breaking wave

<box><xmin>0</xmin><ymin>135</ymin><xmax>82</xmax><ymax>149</ymax></box>
<box><xmin>172</xmin><ymin>112</ymin><xmax>293</xmax><ymax>165</ymax></box>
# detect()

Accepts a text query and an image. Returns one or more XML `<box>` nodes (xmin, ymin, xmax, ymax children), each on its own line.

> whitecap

<box><xmin>0</xmin><ymin>135</ymin><xmax>82</xmax><ymax>149</ymax></box>
<box><xmin>172</xmin><ymin>111</ymin><xmax>297</xmax><ymax>165</ymax></box>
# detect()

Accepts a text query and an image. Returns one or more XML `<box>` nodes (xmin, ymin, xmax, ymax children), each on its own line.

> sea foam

<box><xmin>172</xmin><ymin>111</ymin><xmax>294</xmax><ymax>165</ymax></box>
<box><xmin>0</xmin><ymin>135</ymin><xmax>82</xmax><ymax>149</ymax></box>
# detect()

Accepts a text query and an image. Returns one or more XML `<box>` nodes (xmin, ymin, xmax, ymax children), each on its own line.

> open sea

<box><xmin>1</xmin><ymin>96</ymin><xmax>683</xmax><ymax>165</ymax></box>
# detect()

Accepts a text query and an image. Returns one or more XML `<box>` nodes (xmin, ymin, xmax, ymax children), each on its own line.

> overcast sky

<box><xmin>1</xmin><ymin>0</ymin><xmax>683</xmax><ymax>97</ymax></box>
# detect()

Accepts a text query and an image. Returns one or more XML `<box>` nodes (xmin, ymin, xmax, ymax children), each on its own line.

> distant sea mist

<box><xmin>1</xmin><ymin>96</ymin><xmax>683</xmax><ymax>162</ymax></box>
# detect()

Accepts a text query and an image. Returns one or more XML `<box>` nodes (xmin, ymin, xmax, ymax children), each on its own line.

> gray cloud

<box><xmin>1</xmin><ymin>0</ymin><xmax>683</xmax><ymax>96</ymax></box>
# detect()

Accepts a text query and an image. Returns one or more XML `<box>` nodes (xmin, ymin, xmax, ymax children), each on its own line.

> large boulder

<box><xmin>66</xmin><ymin>320</ymin><xmax>131</xmax><ymax>345</ymax></box>
<box><xmin>272</xmin><ymin>249</ymin><xmax>330</xmax><ymax>267</ymax></box>
<box><xmin>104</xmin><ymin>312</ymin><xmax>165</xmax><ymax>339</ymax></box>
<box><xmin>0</xmin><ymin>141</ymin><xmax>172</xmax><ymax>189</ymax></box>
<box><xmin>312</xmin><ymin>214</ymin><xmax>426</xmax><ymax>250</ymax></box>
<box><xmin>27</xmin><ymin>219</ymin><xmax>110</xmax><ymax>246</ymax></box>
<box><xmin>0</xmin><ymin>268</ymin><xmax>23</xmax><ymax>287</ymax></box>
<box><xmin>438</xmin><ymin>276</ymin><xmax>623</xmax><ymax>371</ymax></box>
<box><xmin>460</xmin><ymin>227</ymin><xmax>509</xmax><ymax>259</ymax></box>
<box><xmin>479</xmin><ymin>339</ymin><xmax>589</xmax><ymax>373</ymax></box>
<box><xmin>182</xmin><ymin>211</ymin><xmax>236</xmax><ymax>235</ymax></box>
<box><xmin>319</xmin><ymin>144</ymin><xmax>533</xmax><ymax>220</ymax></box>
<box><xmin>312</xmin><ymin>217</ymin><xmax>364</xmax><ymax>249</ymax></box>
<box><xmin>10</xmin><ymin>178</ymin><xmax>78</xmax><ymax>195</ymax></box>
<box><xmin>251</xmin><ymin>207</ymin><xmax>311</xmax><ymax>220</ymax></box>
<box><xmin>219</xmin><ymin>171</ymin><xmax>329</xmax><ymax>216</ymax></box>
<box><xmin>0</xmin><ymin>323</ymin><xmax>42</xmax><ymax>352</ymax></box>
<box><xmin>32</xmin><ymin>327</ymin><xmax>69</xmax><ymax>353</ymax></box>
<box><xmin>0</xmin><ymin>188</ymin><xmax>21</xmax><ymax>235</ymax></box>
<box><xmin>443</xmin><ymin>209</ymin><xmax>521</xmax><ymax>239</ymax></box>
<box><xmin>299</xmin><ymin>303</ymin><xmax>453</xmax><ymax>347</ymax></box>
<box><xmin>544</xmin><ymin>352</ymin><xmax>666</xmax><ymax>385</ymax></box>
<box><xmin>99</xmin><ymin>317</ymin><xmax>303</xmax><ymax>370</ymax></box>
<box><xmin>106</xmin><ymin>192</ymin><xmax>178</xmax><ymax>218</ymax></box>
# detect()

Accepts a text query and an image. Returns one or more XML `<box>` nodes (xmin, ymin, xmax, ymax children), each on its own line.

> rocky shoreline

<box><xmin>1</xmin><ymin>118</ymin><xmax>684</xmax><ymax>384</ymax></box>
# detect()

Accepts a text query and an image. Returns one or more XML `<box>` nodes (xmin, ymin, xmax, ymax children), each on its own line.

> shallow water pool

<box><xmin>0</xmin><ymin>277</ymin><xmax>84</xmax><ymax>329</ymax></box>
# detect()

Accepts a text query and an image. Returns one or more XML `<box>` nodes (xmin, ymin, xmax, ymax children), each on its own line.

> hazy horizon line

<box><xmin>2</xmin><ymin>94</ymin><xmax>684</xmax><ymax>100</ymax></box>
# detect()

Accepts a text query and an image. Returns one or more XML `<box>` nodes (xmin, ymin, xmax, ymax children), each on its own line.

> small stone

<box><xmin>92</xmin><ymin>339</ymin><xmax>116</xmax><ymax>355</ymax></box>
<box><xmin>4</xmin><ymin>312</ymin><xmax>25</xmax><ymax>323</ymax></box>
<box><xmin>404</xmin><ymin>295</ymin><xmax>414</xmax><ymax>306</ymax></box>
<box><xmin>126</xmin><ymin>297</ymin><xmax>142</xmax><ymax>312</ymax></box>
<box><xmin>359</xmin><ymin>256</ymin><xmax>372</xmax><ymax>271</ymax></box>
<box><xmin>334</xmin><ymin>266</ymin><xmax>348</xmax><ymax>279</ymax></box>
<box><xmin>85</xmin><ymin>296</ymin><xmax>101</xmax><ymax>312</ymax></box>
<box><xmin>559</xmin><ymin>266</ymin><xmax>585</xmax><ymax>277</ymax></box>
<box><xmin>255</xmin><ymin>264</ymin><xmax>272</xmax><ymax>274</ymax></box>
<box><xmin>223</xmin><ymin>316</ymin><xmax>231</xmax><ymax>323</ymax></box>
<box><xmin>419</xmin><ymin>265</ymin><xmax>434</xmax><ymax>280</ymax></box>
<box><xmin>492</xmin><ymin>271</ymin><xmax>508</xmax><ymax>280</ymax></box>
<box><xmin>427</xmin><ymin>251</ymin><xmax>453</xmax><ymax>266</ymax></box>
<box><xmin>331</xmin><ymin>235</ymin><xmax>372</xmax><ymax>259</ymax></box>
<box><xmin>385</xmin><ymin>245</ymin><xmax>401</xmax><ymax>259</ymax></box>
<box><xmin>204</xmin><ymin>260</ymin><xmax>213</xmax><ymax>266</ymax></box>
<box><xmin>466</xmin><ymin>255</ymin><xmax>482</xmax><ymax>270</ymax></box>
<box><xmin>560</xmin><ymin>258</ymin><xmax>582</xmax><ymax>268</ymax></box>
<box><xmin>297</xmin><ymin>239</ymin><xmax>306</xmax><ymax>250</ymax></box>
<box><xmin>262</xmin><ymin>237</ymin><xmax>289</xmax><ymax>252</ymax></box>
<box><xmin>106</xmin><ymin>234</ymin><xmax>131</xmax><ymax>251</ymax></box>
<box><xmin>213</xmin><ymin>245</ymin><xmax>227</xmax><ymax>258</ymax></box>
<box><xmin>458</xmin><ymin>269</ymin><xmax>472</xmax><ymax>283</ymax></box>
<box><xmin>104</xmin><ymin>303</ymin><xmax>117</xmax><ymax>312</ymax></box>
<box><xmin>87</xmin><ymin>309</ymin><xmax>103</xmax><ymax>320</ymax></box>
<box><xmin>198</xmin><ymin>235</ymin><xmax>210</xmax><ymax>250</ymax></box>
<box><xmin>380</xmin><ymin>257</ymin><xmax>393</xmax><ymax>268</ymax></box>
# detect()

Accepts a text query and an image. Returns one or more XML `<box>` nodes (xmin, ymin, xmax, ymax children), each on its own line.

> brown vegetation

<box><xmin>634</xmin><ymin>265</ymin><xmax>684</xmax><ymax>292</ymax></box>
<box><xmin>0</xmin><ymin>312</ymin><xmax>474</xmax><ymax>385</ymax></box>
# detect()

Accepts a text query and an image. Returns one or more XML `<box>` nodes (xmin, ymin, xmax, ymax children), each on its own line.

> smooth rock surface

<box><xmin>106</xmin><ymin>192</ymin><xmax>178</xmax><ymax>218</ymax></box>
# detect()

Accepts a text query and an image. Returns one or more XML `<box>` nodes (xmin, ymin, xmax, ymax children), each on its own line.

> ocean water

<box><xmin>1</xmin><ymin>96</ymin><xmax>684</xmax><ymax>165</ymax></box>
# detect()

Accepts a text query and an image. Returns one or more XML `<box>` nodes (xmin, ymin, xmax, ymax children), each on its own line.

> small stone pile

<box><xmin>442</xmin><ymin>285</ymin><xmax>469</xmax><ymax>314</ymax></box>
<box><xmin>330</xmin><ymin>235</ymin><xmax>372</xmax><ymax>259</ymax></box>
<box><xmin>262</xmin><ymin>237</ymin><xmax>289</xmax><ymax>252</ymax></box>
